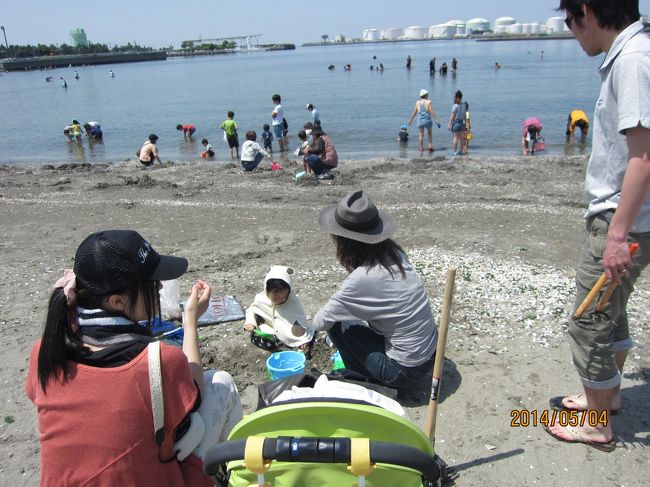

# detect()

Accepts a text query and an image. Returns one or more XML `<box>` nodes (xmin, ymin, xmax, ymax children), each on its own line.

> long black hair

<box><xmin>334</xmin><ymin>235</ymin><xmax>406</xmax><ymax>278</ymax></box>
<box><xmin>37</xmin><ymin>280</ymin><xmax>160</xmax><ymax>392</ymax></box>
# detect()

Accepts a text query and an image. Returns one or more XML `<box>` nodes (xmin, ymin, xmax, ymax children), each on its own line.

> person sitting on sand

<box><xmin>244</xmin><ymin>265</ymin><xmax>315</xmax><ymax>356</ymax></box>
<box><xmin>522</xmin><ymin>117</ymin><xmax>543</xmax><ymax>155</ymax></box>
<box><xmin>310</xmin><ymin>191</ymin><xmax>438</xmax><ymax>399</ymax></box>
<box><xmin>303</xmin><ymin>126</ymin><xmax>338</xmax><ymax>180</ymax></box>
<box><xmin>240</xmin><ymin>130</ymin><xmax>275</xmax><ymax>171</ymax></box>
<box><xmin>407</xmin><ymin>89</ymin><xmax>441</xmax><ymax>152</ymax></box>
<box><xmin>138</xmin><ymin>133</ymin><xmax>162</xmax><ymax>167</ymax></box>
<box><xmin>176</xmin><ymin>124</ymin><xmax>196</xmax><ymax>139</ymax></box>
<box><xmin>25</xmin><ymin>230</ymin><xmax>242</xmax><ymax>486</ymax></box>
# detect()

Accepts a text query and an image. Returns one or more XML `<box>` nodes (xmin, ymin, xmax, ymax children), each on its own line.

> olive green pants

<box><xmin>569</xmin><ymin>214</ymin><xmax>650</xmax><ymax>390</ymax></box>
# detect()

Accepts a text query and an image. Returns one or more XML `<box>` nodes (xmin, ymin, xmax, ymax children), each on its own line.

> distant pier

<box><xmin>0</xmin><ymin>51</ymin><xmax>166</xmax><ymax>71</ymax></box>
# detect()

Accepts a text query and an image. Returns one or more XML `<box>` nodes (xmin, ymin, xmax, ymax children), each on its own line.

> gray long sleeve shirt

<box><xmin>312</xmin><ymin>254</ymin><xmax>437</xmax><ymax>367</ymax></box>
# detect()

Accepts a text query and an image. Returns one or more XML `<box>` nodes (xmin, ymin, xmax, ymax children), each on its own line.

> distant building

<box><xmin>363</xmin><ymin>29</ymin><xmax>380</xmax><ymax>41</ymax></box>
<box><xmin>404</xmin><ymin>26</ymin><xmax>428</xmax><ymax>39</ymax></box>
<box><xmin>429</xmin><ymin>23</ymin><xmax>457</xmax><ymax>38</ymax></box>
<box><xmin>69</xmin><ymin>28</ymin><xmax>89</xmax><ymax>48</ymax></box>
<box><xmin>495</xmin><ymin>17</ymin><xmax>517</xmax><ymax>29</ymax></box>
<box><xmin>466</xmin><ymin>18</ymin><xmax>491</xmax><ymax>34</ymax></box>
<box><xmin>334</xmin><ymin>34</ymin><xmax>346</xmax><ymax>43</ymax></box>
<box><xmin>446</xmin><ymin>20</ymin><xmax>466</xmax><ymax>36</ymax></box>
<box><xmin>546</xmin><ymin>16</ymin><xmax>566</xmax><ymax>33</ymax></box>
<box><xmin>380</xmin><ymin>27</ymin><xmax>404</xmax><ymax>40</ymax></box>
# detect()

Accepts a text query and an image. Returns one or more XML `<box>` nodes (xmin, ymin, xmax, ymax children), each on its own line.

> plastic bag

<box><xmin>160</xmin><ymin>279</ymin><xmax>181</xmax><ymax>320</ymax></box>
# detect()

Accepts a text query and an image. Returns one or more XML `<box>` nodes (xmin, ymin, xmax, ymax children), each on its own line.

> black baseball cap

<box><xmin>74</xmin><ymin>230</ymin><xmax>188</xmax><ymax>295</ymax></box>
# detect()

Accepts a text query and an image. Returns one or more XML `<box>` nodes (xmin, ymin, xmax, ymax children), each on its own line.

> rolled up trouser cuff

<box><xmin>579</xmin><ymin>371</ymin><xmax>621</xmax><ymax>390</ymax></box>
<box><xmin>612</xmin><ymin>337</ymin><xmax>633</xmax><ymax>353</ymax></box>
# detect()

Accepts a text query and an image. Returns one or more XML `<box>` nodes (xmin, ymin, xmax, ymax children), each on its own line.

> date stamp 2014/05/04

<box><xmin>510</xmin><ymin>409</ymin><xmax>609</xmax><ymax>428</ymax></box>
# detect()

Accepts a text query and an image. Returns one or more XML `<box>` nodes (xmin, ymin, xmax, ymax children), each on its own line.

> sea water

<box><xmin>0</xmin><ymin>39</ymin><xmax>602</xmax><ymax>165</ymax></box>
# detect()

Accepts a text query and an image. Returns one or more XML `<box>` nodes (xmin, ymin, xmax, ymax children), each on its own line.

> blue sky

<box><xmin>2</xmin><ymin>0</ymin><xmax>649</xmax><ymax>47</ymax></box>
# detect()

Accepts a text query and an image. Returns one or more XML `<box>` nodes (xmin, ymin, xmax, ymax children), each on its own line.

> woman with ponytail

<box><xmin>25</xmin><ymin>230</ymin><xmax>242</xmax><ymax>486</ymax></box>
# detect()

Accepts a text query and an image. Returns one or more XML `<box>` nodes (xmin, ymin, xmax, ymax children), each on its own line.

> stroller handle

<box><xmin>203</xmin><ymin>436</ymin><xmax>442</xmax><ymax>482</ymax></box>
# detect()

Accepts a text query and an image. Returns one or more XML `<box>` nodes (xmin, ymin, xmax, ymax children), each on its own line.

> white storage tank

<box><xmin>444</xmin><ymin>20</ymin><xmax>466</xmax><ymax>36</ymax></box>
<box><xmin>381</xmin><ymin>27</ymin><xmax>404</xmax><ymax>40</ymax></box>
<box><xmin>404</xmin><ymin>26</ymin><xmax>428</xmax><ymax>39</ymax></box>
<box><xmin>364</xmin><ymin>29</ymin><xmax>379</xmax><ymax>41</ymax></box>
<box><xmin>522</xmin><ymin>23</ymin><xmax>532</xmax><ymax>34</ymax></box>
<box><xmin>429</xmin><ymin>24</ymin><xmax>457</xmax><ymax>38</ymax></box>
<box><xmin>495</xmin><ymin>16</ymin><xmax>516</xmax><ymax>27</ymax></box>
<box><xmin>494</xmin><ymin>25</ymin><xmax>507</xmax><ymax>34</ymax></box>
<box><xmin>507</xmin><ymin>23</ymin><xmax>523</xmax><ymax>34</ymax></box>
<box><xmin>466</xmin><ymin>18</ymin><xmax>491</xmax><ymax>33</ymax></box>
<box><xmin>530</xmin><ymin>22</ymin><xmax>541</xmax><ymax>34</ymax></box>
<box><xmin>547</xmin><ymin>16</ymin><xmax>565</xmax><ymax>33</ymax></box>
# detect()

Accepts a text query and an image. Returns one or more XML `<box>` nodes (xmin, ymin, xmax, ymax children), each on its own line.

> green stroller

<box><xmin>203</xmin><ymin>399</ymin><xmax>445</xmax><ymax>486</ymax></box>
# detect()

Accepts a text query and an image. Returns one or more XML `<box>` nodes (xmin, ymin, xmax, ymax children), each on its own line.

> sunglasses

<box><xmin>564</xmin><ymin>13</ymin><xmax>574</xmax><ymax>29</ymax></box>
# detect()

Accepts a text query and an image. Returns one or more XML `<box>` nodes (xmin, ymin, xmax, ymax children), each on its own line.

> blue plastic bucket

<box><xmin>266</xmin><ymin>351</ymin><xmax>306</xmax><ymax>380</ymax></box>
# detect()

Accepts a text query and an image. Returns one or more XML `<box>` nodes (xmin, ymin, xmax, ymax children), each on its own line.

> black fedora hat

<box><xmin>318</xmin><ymin>191</ymin><xmax>396</xmax><ymax>244</ymax></box>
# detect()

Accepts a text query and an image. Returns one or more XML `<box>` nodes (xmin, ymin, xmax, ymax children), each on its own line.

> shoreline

<box><xmin>1</xmin><ymin>155</ymin><xmax>648</xmax><ymax>486</ymax></box>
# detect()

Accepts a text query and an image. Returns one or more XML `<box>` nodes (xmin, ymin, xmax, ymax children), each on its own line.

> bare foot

<box><xmin>546</xmin><ymin>421</ymin><xmax>614</xmax><ymax>450</ymax></box>
<box><xmin>558</xmin><ymin>394</ymin><xmax>621</xmax><ymax>413</ymax></box>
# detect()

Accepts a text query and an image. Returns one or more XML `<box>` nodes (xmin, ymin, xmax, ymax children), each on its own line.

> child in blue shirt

<box><xmin>261</xmin><ymin>124</ymin><xmax>273</xmax><ymax>153</ymax></box>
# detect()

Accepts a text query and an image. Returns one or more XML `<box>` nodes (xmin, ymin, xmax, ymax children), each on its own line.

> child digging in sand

<box><xmin>244</xmin><ymin>266</ymin><xmax>315</xmax><ymax>357</ymax></box>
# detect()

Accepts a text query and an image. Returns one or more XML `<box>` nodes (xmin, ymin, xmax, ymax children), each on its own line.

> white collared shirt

<box><xmin>584</xmin><ymin>21</ymin><xmax>650</xmax><ymax>231</ymax></box>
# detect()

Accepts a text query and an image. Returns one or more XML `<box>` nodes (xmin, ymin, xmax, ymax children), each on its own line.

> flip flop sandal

<box><xmin>543</xmin><ymin>425</ymin><xmax>616</xmax><ymax>453</ymax></box>
<box><xmin>549</xmin><ymin>395</ymin><xmax>619</xmax><ymax>416</ymax></box>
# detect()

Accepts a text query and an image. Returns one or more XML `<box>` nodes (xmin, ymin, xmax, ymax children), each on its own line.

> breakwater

<box><xmin>0</xmin><ymin>51</ymin><xmax>166</xmax><ymax>71</ymax></box>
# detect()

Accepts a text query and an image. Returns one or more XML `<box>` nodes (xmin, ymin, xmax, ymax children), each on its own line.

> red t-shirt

<box><xmin>25</xmin><ymin>341</ymin><xmax>212</xmax><ymax>487</ymax></box>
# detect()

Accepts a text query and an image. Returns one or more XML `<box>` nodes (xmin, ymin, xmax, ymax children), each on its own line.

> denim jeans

<box><xmin>328</xmin><ymin>322</ymin><xmax>434</xmax><ymax>390</ymax></box>
<box><xmin>305</xmin><ymin>154</ymin><xmax>327</xmax><ymax>175</ymax></box>
<box><xmin>241</xmin><ymin>152</ymin><xmax>264</xmax><ymax>171</ymax></box>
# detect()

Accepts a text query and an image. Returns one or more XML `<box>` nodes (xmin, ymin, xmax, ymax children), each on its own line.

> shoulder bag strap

<box><xmin>148</xmin><ymin>341</ymin><xmax>165</xmax><ymax>446</ymax></box>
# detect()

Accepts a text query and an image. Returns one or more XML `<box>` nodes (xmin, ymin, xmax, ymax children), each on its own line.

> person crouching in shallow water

<box><xmin>310</xmin><ymin>191</ymin><xmax>438</xmax><ymax>400</ymax></box>
<box><xmin>565</xmin><ymin>109</ymin><xmax>590</xmax><ymax>144</ymax></box>
<box><xmin>25</xmin><ymin>230</ymin><xmax>242</xmax><ymax>485</ymax></box>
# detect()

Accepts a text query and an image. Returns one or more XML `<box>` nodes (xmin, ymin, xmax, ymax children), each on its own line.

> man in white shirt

<box><xmin>548</xmin><ymin>0</ymin><xmax>650</xmax><ymax>452</ymax></box>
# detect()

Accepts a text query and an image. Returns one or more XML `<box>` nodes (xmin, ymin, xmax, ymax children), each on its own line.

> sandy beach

<box><xmin>0</xmin><ymin>154</ymin><xmax>648</xmax><ymax>486</ymax></box>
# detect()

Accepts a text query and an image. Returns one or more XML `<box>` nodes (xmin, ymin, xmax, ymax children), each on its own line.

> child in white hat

<box><xmin>245</xmin><ymin>266</ymin><xmax>314</xmax><ymax>355</ymax></box>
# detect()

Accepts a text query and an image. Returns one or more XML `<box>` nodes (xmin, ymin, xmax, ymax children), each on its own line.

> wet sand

<box><xmin>0</xmin><ymin>154</ymin><xmax>648</xmax><ymax>486</ymax></box>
